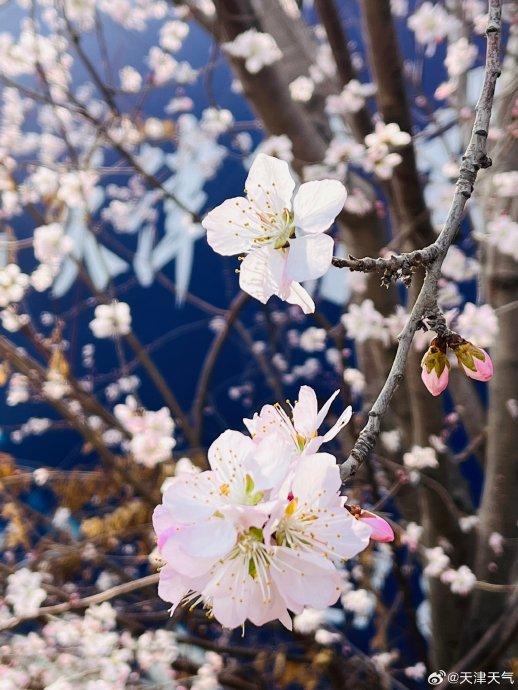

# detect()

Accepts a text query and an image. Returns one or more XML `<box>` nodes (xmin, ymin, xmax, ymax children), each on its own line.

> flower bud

<box><xmin>359</xmin><ymin>510</ymin><xmax>395</xmax><ymax>543</ymax></box>
<box><xmin>421</xmin><ymin>340</ymin><xmax>450</xmax><ymax>396</ymax></box>
<box><xmin>454</xmin><ymin>341</ymin><xmax>493</xmax><ymax>382</ymax></box>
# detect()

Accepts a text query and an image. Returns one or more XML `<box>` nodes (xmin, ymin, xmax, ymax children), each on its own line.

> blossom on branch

<box><xmin>223</xmin><ymin>29</ymin><xmax>282</xmax><ymax>74</ymax></box>
<box><xmin>153</xmin><ymin>387</ymin><xmax>381</xmax><ymax>629</ymax></box>
<box><xmin>89</xmin><ymin>301</ymin><xmax>132</xmax><ymax>338</ymax></box>
<box><xmin>203</xmin><ymin>154</ymin><xmax>346</xmax><ymax>313</ymax></box>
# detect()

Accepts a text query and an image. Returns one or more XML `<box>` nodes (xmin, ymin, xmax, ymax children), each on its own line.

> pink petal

<box><xmin>360</xmin><ymin>511</ymin><xmax>395</xmax><ymax>543</ymax></box>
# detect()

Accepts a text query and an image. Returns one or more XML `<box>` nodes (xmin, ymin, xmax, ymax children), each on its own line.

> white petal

<box><xmin>245</xmin><ymin>153</ymin><xmax>295</xmax><ymax>213</ymax></box>
<box><xmin>292</xmin><ymin>385</ymin><xmax>318</xmax><ymax>438</ymax></box>
<box><xmin>293</xmin><ymin>179</ymin><xmax>346</xmax><ymax>233</ymax></box>
<box><xmin>253</xmin><ymin>432</ymin><xmax>296</xmax><ymax>488</ymax></box>
<box><xmin>315</xmin><ymin>389</ymin><xmax>340</xmax><ymax>429</ymax></box>
<box><xmin>239</xmin><ymin>245</ymin><xmax>285</xmax><ymax>304</ymax></box>
<box><xmin>321</xmin><ymin>405</ymin><xmax>352</xmax><ymax>442</ymax></box>
<box><xmin>157</xmin><ymin>565</ymin><xmax>188</xmax><ymax>610</ymax></box>
<box><xmin>161</xmin><ymin>539</ymin><xmax>215</xmax><ymax>576</ymax></box>
<box><xmin>272</xmin><ymin>547</ymin><xmax>341</xmax><ymax>609</ymax></box>
<box><xmin>315</xmin><ymin>511</ymin><xmax>371</xmax><ymax>560</ymax></box>
<box><xmin>286</xmin><ymin>234</ymin><xmax>334</xmax><ymax>282</ymax></box>
<box><xmin>285</xmin><ymin>281</ymin><xmax>315</xmax><ymax>314</ymax></box>
<box><xmin>202</xmin><ymin>197</ymin><xmax>257</xmax><ymax>255</ymax></box>
<box><xmin>181</xmin><ymin>518</ymin><xmax>237</xmax><ymax>558</ymax></box>
<box><xmin>208</xmin><ymin>429</ymin><xmax>255</xmax><ymax>485</ymax></box>
<box><xmin>290</xmin><ymin>453</ymin><xmax>340</xmax><ymax>508</ymax></box>
<box><xmin>162</xmin><ymin>473</ymin><xmax>219</xmax><ymax>523</ymax></box>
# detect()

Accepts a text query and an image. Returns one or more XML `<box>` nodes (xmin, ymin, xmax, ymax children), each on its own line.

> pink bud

<box><xmin>421</xmin><ymin>340</ymin><xmax>450</xmax><ymax>396</ymax></box>
<box><xmin>454</xmin><ymin>341</ymin><xmax>494</xmax><ymax>382</ymax></box>
<box><xmin>461</xmin><ymin>348</ymin><xmax>493</xmax><ymax>382</ymax></box>
<box><xmin>360</xmin><ymin>510</ymin><xmax>395</xmax><ymax>543</ymax></box>
<box><xmin>421</xmin><ymin>364</ymin><xmax>449</xmax><ymax>396</ymax></box>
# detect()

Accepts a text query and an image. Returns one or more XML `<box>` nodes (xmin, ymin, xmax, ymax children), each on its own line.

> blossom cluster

<box><xmin>153</xmin><ymin>386</ymin><xmax>393</xmax><ymax>628</ymax></box>
<box><xmin>0</xmin><ymin>600</ymin><xmax>223</xmax><ymax>690</ymax></box>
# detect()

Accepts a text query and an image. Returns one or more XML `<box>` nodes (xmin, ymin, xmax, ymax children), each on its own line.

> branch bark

<box><xmin>339</xmin><ymin>0</ymin><xmax>502</xmax><ymax>482</ymax></box>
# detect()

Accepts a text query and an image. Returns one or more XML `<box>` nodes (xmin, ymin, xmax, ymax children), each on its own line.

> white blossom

<box><xmin>223</xmin><ymin>29</ymin><xmax>282</xmax><ymax>74</ymax></box>
<box><xmin>0</xmin><ymin>264</ymin><xmax>29</xmax><ymax>307</ymax></box>
<box><xmin>403</xmin><ymin>445</ymin><xmax>438</xmax><ymax>470</ymax></box>
<box><xmin>456</xmin><ymin>302</ymin><xmax>498</xmax><ymax>349</ymax></box>
<box><xmin>289</xmin><ymin>76</ymin><xmax>314</xmax><ymax>102</ymax></box>
<box><xmin>6</xmin><ymin>568</ymin><xmax>47</xmax><ymax>615</ymax></box>
<box><xmin>90</xmin><ymin>302</ymin><xmax>131</xmax><ymax>339</ymax></box>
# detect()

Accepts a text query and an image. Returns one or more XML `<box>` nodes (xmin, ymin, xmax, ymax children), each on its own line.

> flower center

<box><xmin>255</xmin><ymin>208</ymin><xmax>295</xmax><ymax>249</ymax></box>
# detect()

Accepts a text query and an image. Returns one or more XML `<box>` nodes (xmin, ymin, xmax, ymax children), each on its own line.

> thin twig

<box><xmin>340</xmin><ymin>0</ymin><xmax>502</xmax><ymax>484</ymax></box>
<box><xmin>0</xmin><ymin>573</ymin><xmax>160</xmax><ymax>632</ymax></box>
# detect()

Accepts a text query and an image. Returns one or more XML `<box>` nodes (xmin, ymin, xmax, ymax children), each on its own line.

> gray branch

<box><xmin>340</xmin><ymin>0</ymin><xmax>503</xmax><ymax>483</ymax></box>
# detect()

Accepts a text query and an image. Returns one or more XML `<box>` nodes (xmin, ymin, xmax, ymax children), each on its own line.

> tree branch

<box><xmin>339</xmin><ymin>0</ymin><xmax>502</xmax><ymax>484</ymax></box>
<box><xmin>0</xmin><ymin>573</ymin><xmax>160</xmax><ymax>632</ymax></box>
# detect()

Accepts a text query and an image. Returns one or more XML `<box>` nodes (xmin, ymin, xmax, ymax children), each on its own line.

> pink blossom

<box><xmin>243</xmin><ymin>385</ymin><xmax>352</xmax><ymax>454</ymax></box>
<box><xmin>153</xmin><ymin>429</ymin><xmax>370</xmax><ymax>629</ymax></box>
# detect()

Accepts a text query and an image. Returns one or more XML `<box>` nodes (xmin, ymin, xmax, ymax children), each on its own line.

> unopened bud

<box><xmin>453</xmin><ymin>340</ymin><xmax>493</xmax><ymax>382</ymax></box>
<box><xmin>421</xmin><ymin>339</ymin><xmax>450</xmax><ymax>396</ymax></box>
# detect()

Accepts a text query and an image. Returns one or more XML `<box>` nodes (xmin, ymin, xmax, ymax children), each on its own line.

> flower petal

<box><xmin>293</xmin><ymin>179</ymin><xmax>347</xmax><ymax>233</ymax></box>
<box><xmin>162</xmin><ymin>472</ymin><xmax>219</xmax><ymax>523</ymax></box>
<box><xmin>321</xmin><ymin>405</ymin><xmax>352</xmax><ymax>442</ymax></box>
<box><xmin>292</xmin><ymin>385</ymin><xmax>318</xmax><ymax>438</ymax></box>
<box><xmin>286</xmin><ymin>234</ymin><xmax>334</xmax><ymax>282</ymax></box>
<box><xmin>360</xmin><ymin>511</ymin><xmax>395</xmax><ymax>542</ymax></box>
<box><xmin>245</xmin><ymin>153</ymin><xmax>295</xmax><ymax>212</ymax></box>
<box><xmin>285</xmin><ymin>281</ymin><xmax>315</xmax><ymax>314</ymax></box>
<box><xmin>181</xmin><ymin>517</ymin><xmax>237</xmax><ymax>558</ymax></box>
<box><xmin>202</xmin><ymin>197</ymin><xmax>257</xmax><ymax>255</ymax></box>
<box><xmin>157</xmin><ymin>565</ymin><xmax>189</xmax><ymax>610</ymax></box>
<box><xmin>271</xmin><ymin>547</ymin><xmax>342</xmax><ymax>609</ymax></box>
<box><xmin>290</xmin><ymin>453</ymin><xmax>341</xmax><ymax>508</ymax></box>
<box><xmin>208</xmin><ymin>429</ymin><xmax>255</xmax><ymax>485</ymax></box>
<box><xmin>239</xmin><ymin>245</ymin><xmax>285</xmax><ymax>304</ymax></box>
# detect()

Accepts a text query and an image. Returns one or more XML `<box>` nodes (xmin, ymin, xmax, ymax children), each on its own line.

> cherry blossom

<box><xmin>407</xmin><ymin>2</ymin><xmax>452</xmax><ymax>55</ymax></box>
<box><xmin>401</xmin><ymin>522</ymin><xmax>423</xmax><ymax>551</ymax></box>
<box><xmin>441</xmin><ymin>565</ymin><xmax>477</xmax><ymax>594</ymax></box>
<box><xmin>423</xmin><ymin>546</ymin><xmax>450</xmax><ymax>577</ymax></box>
<box><xmin>403</xmin><ymin>445</ymin><xmax>438</xmax><ymax>470</ymax></box>
<box><xmin>325</xmin><ymin>80</ymin><xmax>376</xmax><ymax>115</ymax></box>
<box><xmin>89</xmin><ymin>301</ymin><xmax>132</xmax><ymax>338</ymax></box>
<box><xmin>364</xmin><ymin>122</ymin><xmax>411</xmax><ymax>149</ymax></box>
<box><xmin>119</xmin><ymin>65</ymin><xmax>142</xmax><ymax>92</ymax></box>
<box><xmin>362</xmin><ymin>144</ymin><xmax>403</xmax><ymax>179</ymax></box>
<box><xmin>6</xmin><ymin>568</ymin><xmax>47</xmax><ymax>616</ymax></box>
<box><xmin>485</xmin><ymin>215</ymin><xmax>518</xmax><ymax>261</ymax></box>
<box><xmin>243</xmin><ymin>385</ymin><xmax>352</xmax><ymax>454</ymax></box>
<box><xmin>456</xmin><ymin>302</ymin><xmax>499</xmax><ymax>349</ymax></box>
<box><xmin>357</xmin><ymin>511</ymin><xmax>394</xmax><ymax>543</ymax></box>
<box><xmin>223</xmin><ymin>29</ymin><xmax>282</xmax><ymax>74</ymax></box>
<box><xmin>203</xmin><ymin>154</ymin><xmax>346</xmax><ymax>313</ymax></box>
<box><xmin>289</xmin><ymin>76</ymin><xmax>314</xmax><ymax>102</ymax></box>
<box><xmin>115</xmin><ymin>396</ymin><xmax>176</xmax><ymax>466</ymax></box>
<box><xmin>33</xmin><ymin>222</ymin><xmax>74</xmax><ymax>269</ymax></box>
<box><xmin>445</xmin><ymin>38</ymin><xmax>478</xmax><ymax>78</ymax></box>
<box><xmin>341</xmin><ymin>299</ymin><xmax>389</xmax><ymax>344</ymax></box>
<box><xmin>154</xmin><ymin>416</ymin><xmax>371</xmax><ymax>628</ymax></box>
<box><xmin>0</xmin><ymin>264</ymin><xmax>29</xmax><ymax>307</ymax></box>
